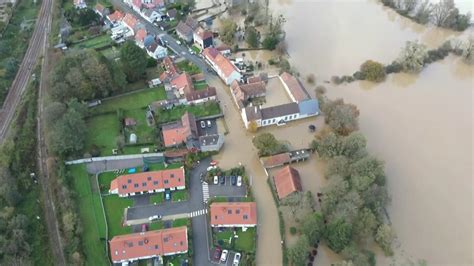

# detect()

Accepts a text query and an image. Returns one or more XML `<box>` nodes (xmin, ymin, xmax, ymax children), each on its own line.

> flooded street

<box><xmin>269</xmin><ymin>0</ymin><xmax>473</xmax><ymax>265</ymax></box>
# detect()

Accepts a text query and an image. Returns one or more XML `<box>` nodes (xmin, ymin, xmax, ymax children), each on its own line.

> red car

<box><xmin>212</xmin><ymin>246</ymin><xmax>222</xmax><ymax>262</ymax></box>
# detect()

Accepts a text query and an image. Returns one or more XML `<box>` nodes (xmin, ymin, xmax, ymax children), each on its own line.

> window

<box><xmin>138</xmin><ymin>241</ymin><xmax>144</xmax><ymax>246</ymax></box>
<box><xmin>122</xmin><ymin>185</ymin><xmax>127</xmax><ymax>189</ymax></box>
<box><xmin>170</xmin><ymin>174</ymin><xmax>175</xmax><ymax>178</ymax></box>
<box><xmin>272</xmin><ymin>119</ymin><xmax>275</xmax><ymax>123</ymax></box>
<box><xmin>164</xmin><ymin>180</ymin><xmax>169</xmax><ymax>184</ymax></box>
<box><xmin>243</xmin><ymin>214</ymin><xmax>248</xmax><ymax>220</ymax></box>
<box><xmin>180</xmin><ymin>241</ymin><xmax>184</xmax><ymax>246</ymax></box>
<box><xmin>142</xmin><ymin>182</ymin><xmax>147</xmax><ymax>187</ymax></box>
<box><xmin>127</xmin><ymin>242</ymin><xmax>133</xmax><ymax>247</ymax></box>
<box><xmin>153</xmin><ymin>181</ymin><xmax>159</xmax><ymax>185</ymax></box>
<box><xmin>147</xmin><ymin>176</ymin><xmax>152</xmax><ymax>181</ymax></box>
<box><xmin>134</xmin><ymin>184</ymin><xmax>139</xmax><ymax>188</ymax></box>
<box><xmin>236</xmin><ymin>209</ymin><xmax>240</xmax><ymax>214</ymax></box>
<box><xmin>178</xmin><ymin>178</ymin><xmax>181</xmax><ymax>182</ymax></box>
<box><xmin>214</xmin><ymin>215</ymin><xmax>218</xmax><ymax>219</ymax></box>
<box><xmin>155</xmin><ymin>245</ymin><xmax>159</xmax><ymax>249</ymax></box>
<box><xmin>227</xmin><ymin>209</ymin><xmax>232</xmax><ymax>214</ymax></box>
<box><xmin>127</xmin><ymin>179</ymin><xmax>132</xmax><ymax>184</ymax></box>
<box><xmin>164</xmin><ymin>237</ymin><xmax>168</xmax><ymax>243</ymax></box>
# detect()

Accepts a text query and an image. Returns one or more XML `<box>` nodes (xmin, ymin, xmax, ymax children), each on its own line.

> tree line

<box><xmin>381</xmin><ymin>0</ymin><xmax>471</xmax><ymax>31</ymax></box>
<box><xmin>333</xmin><ymin>38</ymin><xmax>474</xmax><ymax>84</ymax></box>
<box><xmin>286</xmin><ymin>89</ymin><xmax>395</xmax><ymax>265</ymax></box>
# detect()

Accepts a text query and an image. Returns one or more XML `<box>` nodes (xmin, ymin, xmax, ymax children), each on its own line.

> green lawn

<box><xmin>149</xmin><ymin>193</ymin><xmax>164</xmax><ymax>205</ymax></box>
<box><xmin>73</xmin><ymin>34</ymin><xmax>113</xmax><ymax>49</ymax></box>
<box><xmin>123</xmin><ymin>108</ymin><xmax>155</xmax><ymax>144</ymax></box>
<box><xmin>98</xmin><ymin>171</ymin><xmax>117</xmax><ymax>193</ymax></box>
<box><xmin>172</xmin><ymin>190</ymin><xmax>188</xmax><ymax>201</ymax></box>
<box><xmin>100</xmin><ymin>46</ymin><xmax>120</xmax><ymax>60</ymax></box>
<box><xmin>214</xmin><ymin>230</ymin><xmax>234</xmax><ymax>249</ymax></box>
<box><xmin>194</xmin><ymin>81</ymin><xmax>208</xmax><ymax>91</ymax></box>
<box><xmin>92</xmin><ymin>87</ymin><xmax>167</xmax><ymax>113</ymax></box>
<box><xmin>155</xmin><ymin>101</ymin><xmax>221</xmax><ymax>124</ymax></box>
<box><xmin>68</xmin><ymin>165</ymin><xmax>109</xmax><ymax>265</ymax></box>
<box><xmin>176</xmin><ymin>60</ymin><xmax>201</xmax><ymax>75</ymax></box>
<box><xmin>235</xmin><ymin>228</ymin><xmax>256</xmax><ymax>252</ymax></box>
<box><xmin>85</xmin><ymin>113</ymin><xmax>120</xmax><ymax>156</ymax></box>
<box><xmin>103</xmin><ymin>195</ymin><xmax>134</xmax><ymax>237</ymax></box>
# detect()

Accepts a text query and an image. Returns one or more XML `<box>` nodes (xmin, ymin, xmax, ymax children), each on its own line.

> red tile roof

<box><xmin>163</xmin><ymin>57</ymin><xmax>179</xmax><ymax>76</ymax></box>
<box><xmin>135</xmin><ymin>28</ymin><xmax>147</xmax><ymax>43</ymax></box>
<box><xmin>280</xmin><ymin>72</ymin><xmax>309</xmax><ymax>102</ymax></box>
<box><xmin>162</xmin><ymin>112</ymin><xmax>197</xmax><ymax>147</ymax></box>
<box><xmin>132</xmin><ymin>0</ymin><xmax>141</xmax><ymax>9</ymax></box>
<box><xmin>185</xmin><ymin>86</ymin><xmax>216</xmax><ymax>102</ymax></box>
<box><xmin>194</xmin><ymin>27</ymin><xmax>213</xmax><ymax>41</ymax></box>
<box><xmin>109</xmin><ymin>168</ymin><xmax>185</xmax><ymax>196</ymax></box>
<box><xmin>202</xmin><ymin>47</ymin><xmax>239</xmax><ymax>79</ymax></box>
<box><xmin>171</xmin><ymin>73</ymin><xmax>194</xmax><ymax>94</ymax></box>
<box><xmin>273</xmin><ymin>165</ymin><xmax>303</xmax><ymax>199</ymax></box>
<box><xmin>109</xmin><ymin>227</ymin><xmax>188</xmax><ymax>263</ymax></box>
<box><xmin>261</xmin><ymin>153</ymin><xmax>291</xmax><ymax>168</ymax></box>
<box><xmin>210</xmin><ymin>202</ymin><xmax>257</xmax><ymax>227</ymax></box>
<box><xmin>107</xmin><ymin>10</ymin><xmax>124</xmax><ymax>22</ymax></box>
<box><xmin>123</xmin><ymin>13</ymin><xmax>138</xmax><ymax>30</ymax></box>
<box><xmin>231</xmin><ymin>80</ymin><xmax>266</xmax><ymax>102</ymax></box>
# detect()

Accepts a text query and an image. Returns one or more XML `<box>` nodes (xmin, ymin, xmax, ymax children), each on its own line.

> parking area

<box><xmin>208</xmin><ymin>176</ymin><xmax>247</xmax><ymax>198</ymax></box>
<box><xmin>211</xmin><ymin>247</ymin><xmax>241</xmax><ymax>266</ymax></box>
<box><xmin>196</xmin><ymin>118</ymin><xmax>218</xmax><ymax>136</ymax></box>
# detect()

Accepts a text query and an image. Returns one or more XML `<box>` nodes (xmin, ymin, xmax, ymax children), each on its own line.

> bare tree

<box><xmin>414</xmin><ymin>0</ymin><xmax>433</xmax><ymax>24</ymax></box>
<box><xmin>432</xmin><ymin>0</ymin><xmax>456</xmax><ymax>26</ymax></box>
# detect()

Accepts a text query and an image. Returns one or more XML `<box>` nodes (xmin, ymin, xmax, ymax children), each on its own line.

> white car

<box><xmin>220</xmin><ymin>249</ymin><xmax>228</xmax><ymax>263</ymax></box>
<box><xmin>233</xmin><ymin>252</ymin><xmax>241</xmax><ymax>265</ymax></box>
<box><xmin>148</xmin><ymin>215</ymin><xmax>162</xmax><ymax>221</ymax></box>
<box><xmin>213</xmin><ymin>176</ymin><xmax>219</xmax><ymax>185</ymax></box>
<box><xmin>237</xmin><ymin>176</ymin><xmax>242</xmax><ymax>187</ymax></box>
<box><xmin>207</xmin><ymin>120</ymin><xmax>212</xmax><ymax>128</ymax></box>
<box><xmin>200</xmin><ymin>121</ymin><xmax>206</xmax><ymax>128</ymax></box>
<box><xmin>207</xmin><ymin>166</ymin><xmax>216</xmax><ymax>171</ymax></box>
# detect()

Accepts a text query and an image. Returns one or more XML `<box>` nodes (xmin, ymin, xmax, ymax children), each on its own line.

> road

<box><xmin>0</xmin><ymin>0</ymin><xmax>54</xmax><ymax>143</ymax></box>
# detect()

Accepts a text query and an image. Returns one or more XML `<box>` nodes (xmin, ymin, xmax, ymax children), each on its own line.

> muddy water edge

<box><xmin>269</xmin><ymin>0</ymin><xmax>473</xmax><ymax>265</ymax></box>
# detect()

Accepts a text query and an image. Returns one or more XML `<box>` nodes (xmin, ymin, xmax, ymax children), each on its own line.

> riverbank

<box><xmin>270</xmin><ymin>0</ymin><xmax>473</xmax><ymax>265</ymax></box>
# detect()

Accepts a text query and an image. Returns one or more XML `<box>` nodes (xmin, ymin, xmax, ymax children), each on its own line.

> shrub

<box><xmin>359</xmin><ymin>60</ymin><xmax>386</xmax><ymax>82</ymax></box>
<box><xmin>384</xmin><ymin>62</ymin><xmax>402</xmax><ymax>74</ymax></box>
<box><xmin>290</xmin><ymin>227</ymin><xmax>297</xmax><ymax>235</ymax></box>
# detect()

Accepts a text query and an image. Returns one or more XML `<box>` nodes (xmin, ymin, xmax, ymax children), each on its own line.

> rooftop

<box><xmin>273</xmin><ymin>165</ymin><xmax>302</xmax><ymax>199</ymax></box>
<box><xmin>202</xmin><ymin>47</ymin><xmax>239</xmax><ymax>79</ymax></box>
<box><xmin>260</xmin><ymin>102</ymin><xmax>300</xmax><ymax>120</ymax></box>
<box><xmin>261</xmin><ymin>152</ymin><xmax>291</xmax><ymax>168</ymax></box>
<box><xmin>280</xmin><ymin>72</ymin><xmax>310</xmax><ymax>102</ymax></box>
<box><xmin>210</xmin><ymin>202</ymin><xmax>257</xmax><ymax>226</ymax></box>
<box><xmin>109</xmin><ymin>168</ymin><xmax>185</xmax><ymax>195</ymax></box>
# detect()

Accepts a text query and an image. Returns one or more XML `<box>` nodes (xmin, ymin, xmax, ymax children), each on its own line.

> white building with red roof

<box><xmin>73</xmin><ymin>0</ymin><xmax>86</xmax><ymax>9</ymax></box>
<box><xmin>109</xmin><ymin>227</ymin><xmax>188</xmax><ymax>264</ymax></box>
<box><xmin>107</xmin><ymin>10</ymin><xmax>125</xmax><ymax>27</ymax></box>
<box><xmin>109</xmin><ymin>168</ymin><xmax>185</xmax><ymax>197</ymax></box>
<box><xmin>202</xmin><ymin>47</ymin><xmax>241</xmax><ymax>85</ymax></box>
<box><xmin>135</xmin><ymin>28</ymin><xmax>148</xmax><ymax>48</ymax></box>
<box><xmin>210</xmin><ymin>202</ymin><xmax>257</xmax><ymax>228</ymax></box>
<box><xmin>122</xmin><ymin>13</ymin><xmax>140</xmax><ymax>34</ymax></box>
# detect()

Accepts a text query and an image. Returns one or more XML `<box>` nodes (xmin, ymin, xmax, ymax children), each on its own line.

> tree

<box><xmin>301</xmin><ymin>212</ymin><xmax>325</xmax><ymax>244</ymax></box>
<box><xmin>48</xmin><ymin>107</ymin><xmax>86</xmax><ymax>157</ymax></box>
<box><xmin>361</xmin><ymin>184</ymin><xmax>390</xmax><ymax>219</ymax></box>
<box><xmin>341</xmin><ymin>244</ymin><xmax>375</xmax><ymax>266</ymax></box>
<box><xmin>432</xmin><ymin>0</ymin><xmax>456</xmax><ymax>27</ymax></box>
<box><xmin>220</xmin><ymin>19</ymin><xmax>237</xmax><ymax>45</ymax></box>
<box><xmin>288</xmin><ymin>235</ymin><xmax>310</xmax><ymax>266</ymax></box>
<box><xmin>375</xmin><ymin>224</ymin><xmax>395</xmax><ymax>256</ymax></box>
<box><xmin>312</xmin><ymin>130</ymin><xmax>342</xmax><ymax>159</ymax></box>
<box><xmin>280</xmin><ymin>191</ymin><xmax>315</xmax><ymax>222</ymax></box>
<box><xmin>397</xmin><ymin>41</ymin><xmax>428</xmax><ymax>73</ymax></box>
<box><xmin>245</xmin><ymin>26</ymin><xmax>259</xmax><ymax>48</ymax></box>
<box><xmin>349</xmin><ymin>155</ymin><xmax>385</xmax><ymax>187</ymax></box>
<box><xmin>322</xmin><ymin>99</ymin><xmax>360</xmax><ymax>136</ymax></box>
<box><xmin>325</xmin><ymin>218</ymin><xmax>353</xmax><ymax>253</ymax></box>
<box><xmin>4</xmin><ymin>57</ymin><xmax>19</xmax><ymax>79</ymax></box>
<box><xmin>326</xmin><ymin>156</ymin><xmax>351</xmax><ymax>178</ymax></box>
<box><xmin>44</xmin><ymin>102</ymin><xmax>66</xmax><ymax>128</ymax></box>
<box><xmin>341</xmin><ymin>132</ymin><xmax>367</xmax><ymax>160</ymax></box>
<box><xmin>462</xmin><ymin>38</ymin><xmax>474</xmax><ymax>65</ymax></box>
<box><xmin>120</xmin><ymin>41</ymin><xmax>148</xmax><ymax>82</ymax></box>
<box><xmin>353</xmin><ymin>208</ymin><xmax>378</xmax><ymax>242</ymax></box>
<box><xmin>359</xmin><ymin>60</ymin><xmax>386</xmax><ymax>82</ymax></box>
<box><xmin>247</xmin><ymin>120</ymin><xmax>258</xmax><ymax>133</ymax></box>
<box><xmin>252</xmin><ymin>133</ymin><xmax>288</xmax><ymax>156</ymax></box>
<box><xmin>414</xmin><ymin>0</ymin><xmax>433</xmax><ymax>24</ymax></box>
<box><xmin>321</xmin><ymin>176</ymin><xmax>350</xmax><ymax>215</ymax></box>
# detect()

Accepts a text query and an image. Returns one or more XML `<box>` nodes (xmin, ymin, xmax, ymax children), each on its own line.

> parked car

<box><xmin>207</xmin><ymin>120</ymin><xmax>212</xmax><ymax>128</ymax></box>
<box><xmin>233</xmin><ymin>252</ymin><xmax>241</xmax><ymax>265</ymax></box>
<box><xmin>231</xmin><ymin>176</ymin><xmax>237</xmax><ymax>186</ymax></box>
<box><xmin>164</xmin><ymin>190</ymin><xmax>171</xmax><ymax>201</ymax></box>
<box><xmin>219</xmin><ymin>176</ymin><xmax>225</xmax><ymax>185</ymax></box>
<box><xmin>148</xmin><ymin>215</ymin><xmax>162</xmax><ymax>221</ymax></box>
<box><xmin>220</xmin><ymin>249</ymin><xmax>229</xmax><ymax>263</ymax></box>
<box><xmin>213</xmin><ymin>176</ymin><xmax>219</xmax><ymax>185</ymax></box>
<box><xmin>237</xmin><ymin>176</ymin><xmax>242</xmax><ymax>187</ymax></box>
<box><xmin>200</xmin><ymin>121</ymin><xmax>206</xmax><ymax>128</ymax></box>
<box><xmin>212</xmin><ymin>247</ymin><xmax>222</xmax><ymax>262</ymax></box>
<box><xmin>176</xmin><ymin>40</ymin><xmax>182</xmax><ymax>45</ymax></box>
<box><xmin>207</xmin><ymin>166</ymin><xmax>216</xmax><ymax>171</ymax></box>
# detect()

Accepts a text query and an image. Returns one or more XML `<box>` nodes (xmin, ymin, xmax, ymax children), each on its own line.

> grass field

<box><xmin>92</xmin><ymin>87</ymin><xmax>167</xmax><ymax>113</ymax></box>
<box><xmin>235</xmin><ymin>228</ymin><xmax>256</xmax><ymax>252</ymax></box>
<box><xmin>123</xmin><ymin>108</ymin><xmax>155</xmax><ymax>144</ymax></box>
<box><xmin>194</xmin><ymin>81</ymin><xmax>208</xmax><ymax>91</ymax></box>
<box><xmin>176</xmin><ymin>60</ymin><xmax>201</xmax><ymax>75</ymax></box>
<box><xmin>85</xmin><ymin>113</ymin><xmax>119</xmax><ymax>156</ymax></box>
<box><xmin>101</xmin><ymin>46</ymin><xmax>120</xmax><ymax>60</ymax></box>
<box><xmin>73</xmin><ymin>34</ymin><xmax>113</xmax><ymax>49</ymax></box>
<box><xmin>155</xmin><ymin>101</ymin><xmax>221</xmax><ymax>123</ymax></box>
<box><xmin>68</xmin><ymin>165</ymin><xmax>109</xmax><ymax>265</ymax></box>
<box><xmin>103</xmin><ymin>195</ymin><xmax>133</xmax><ymax>237</ymax></box>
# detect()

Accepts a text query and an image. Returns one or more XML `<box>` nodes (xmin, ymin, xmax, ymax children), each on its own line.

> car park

<box><xmin>237</xmin><ymin>176</ymin><xmax>242</xmax><ymax>187</ymax></box>
<box><xmin>231</xmin><ymin>176</ymin><xmax>237</xmax><ymax>186</ymax></box>
<box><xmin>233</xmin><ymin>252</ymin><xmax>241</xmax><ymax>265</ymax></box>
<box><xmin>200</xmin><ymin>121</ymin><xmax>206</xmax><ymax>128</ymax></box>
<box><xmin>213</xmin><ymin>176</ymin><xmax>219</xmax><ymax>185</ymax></box>
<box><xmin>219</xmin><ymin>176</ymin><xmax>225</xmax><ymax>185</ymax></box>
<box><xmin>212</xmin><ymin>247</ymin><xmax>222</xmax><ymax>262</ymax></box>
<box><xmin>220</xmin><ymin>249</ymin><xmax>228</xmax><ymax>263</ymax></box>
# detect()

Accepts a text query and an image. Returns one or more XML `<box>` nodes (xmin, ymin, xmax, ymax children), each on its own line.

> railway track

<box><xmin>0</xmin><ymin>0</ymin><xmax>53</xmax><ymax>143</ymax></box>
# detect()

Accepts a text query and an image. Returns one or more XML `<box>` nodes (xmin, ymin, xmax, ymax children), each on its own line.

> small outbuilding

<box><xmin>129</xmin><ymin>133</ymin><xmax>137</xmax><ymax>144</ymax></box>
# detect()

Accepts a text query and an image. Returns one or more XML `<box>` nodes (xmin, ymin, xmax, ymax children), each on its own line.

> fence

<box><xmin>65</xmin><ymin>152</ymin><xmax>164</xmax><ymax>165</ymax></box>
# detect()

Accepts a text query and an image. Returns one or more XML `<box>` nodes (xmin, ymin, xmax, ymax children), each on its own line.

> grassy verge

<box><xmin>214</xmin><ymin>228</ymin><xmax>256</xmax><ymax>252</ymax></box>
<box><xmin>72</xmin><ymin>34</ymin><xmax>113</xmax><ymax>49</ymax></box>
<box><xmin>85</xmin><ymin>112</ymin><xmax>120</xmax><ymax>156</ymax></box>
<box><xmin>155</xmin><ymin>101</ymin><xmax>221</xmax><ymax>124</ymax></box>
<box><xmin>68</xmin><ymin>165</ymin><xmax>109</xmax><ymax>265</ymax></box>
<box><xmin>103</xmin><ymin>195</ymin><xmax>133</xmax><ymax>237</ymax></box>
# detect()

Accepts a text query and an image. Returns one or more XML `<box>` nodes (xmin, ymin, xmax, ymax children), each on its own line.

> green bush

<box><xmin>290</xmin><ymin>227</ymin><xmax>297</xmax><ymax>235</ymax></box>
<box><xmin>359</xmin><ymin>60</ymin><xmax>386</xmax><ymax>82</ymax></box>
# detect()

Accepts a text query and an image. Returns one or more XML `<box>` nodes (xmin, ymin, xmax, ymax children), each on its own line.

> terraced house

<box><xmin>109</xmin><ymin>168</ymin><xmax>185</xmax><ymax>197</ymax></box>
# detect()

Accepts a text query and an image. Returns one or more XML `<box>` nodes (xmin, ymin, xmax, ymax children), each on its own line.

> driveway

<box><xmin>196</xmin><ymin>118</ymin><xmax>218</xmax><ymax>136</ymax></box>
<box><xmin>209</xmin><ymin>176</ymin><xmax>247</xmax><ymax>198</ymax></box>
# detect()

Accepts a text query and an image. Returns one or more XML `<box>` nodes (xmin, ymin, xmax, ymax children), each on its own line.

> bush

<box><xmin>384</xmin><ymin>61</ymin><xmax>402</xmax><ymax>74</ymax></box>
<box><xmin>147</xmin><ymin>57</ymin><xmax>158</xmax><ymax>68</ymax></box>
<box><xmin>290</xmin><ymin>227</ymin><xmax>297</xmax><ymax>235</ymax></box>
<box><xmin>359</xmin><ymin>60</ymin><xmax>386</xmax><ymax>82</ymax></box>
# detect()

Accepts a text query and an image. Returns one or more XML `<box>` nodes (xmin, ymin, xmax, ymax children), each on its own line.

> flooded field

<box><xmin>269</xmin><ymin>0</ymin><xmax>473</xmax><ymax>265</ymax></box>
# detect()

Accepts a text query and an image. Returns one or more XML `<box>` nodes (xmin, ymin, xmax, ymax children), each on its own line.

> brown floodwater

<box><xmin>267</xmin><ymin>0</ymin><xmax>474</xmax><ymax>265</ymax></box>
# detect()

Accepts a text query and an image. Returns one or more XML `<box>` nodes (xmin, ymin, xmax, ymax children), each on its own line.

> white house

<box><xmin>202</xmin><ymin>47</ymin><xmax>241</xmax><ymax>85</ymax></box>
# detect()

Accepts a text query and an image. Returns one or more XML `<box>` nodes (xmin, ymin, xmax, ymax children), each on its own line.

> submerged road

<box><xmin>0</xmin><ymin>0</ymin><xmax>53</xmax><ymax>143</ymax></box>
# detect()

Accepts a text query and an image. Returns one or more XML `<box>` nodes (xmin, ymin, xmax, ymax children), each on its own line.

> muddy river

<box><xmin>267</xmin><ymin>0</ymin><xmax>473</xmax><ymax>265</ymax></box>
